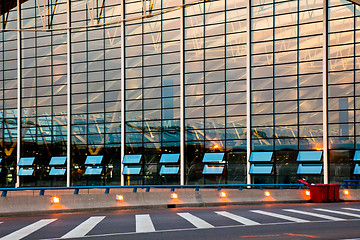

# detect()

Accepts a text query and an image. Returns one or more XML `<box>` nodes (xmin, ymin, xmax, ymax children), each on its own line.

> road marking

<box><xmin>61</xmin><ymin>216</ymin><xmax>105</xmax><ymax>238</ymax></box>
<box><xmin>40</xmin><ymin>219</ymin><xmax>360</xmax><ymax>239</ymax></box>
<box><xmin>135</xmin><ymin>214</ymin><xmax>155</xmax><ymax>233</ymax></box>
<box><xmin>0</xmin><ymin>219</ymin><xmax>57</xmax><ymax>240</ymax></box>
<box><xmin>250</xmin><ymin>210</ymin><xmax>309</xmax><ymax>223</ymax></box>
<box><xmin>283</xmin><ymin>209</ymin><xmax>345</xmax><ymax>221</ymax></box>
<box><xmin>177</xmin><ymin>213</ymin><xmax>214</xmax><ymax>228</ymax></box>
<box><xmin>342</xmin><ymin>208</ymin><xmax>360</xmax><ymax>212</ymax></box>
<box><xmin>315</xmin><ymin>208</ymin><xmax>360</xmax><ymax>218</ymax></box>
<box><xmin>215</xmin><ymin>211</ymin><xmax>260</xmax><ymax>225</ymax></box>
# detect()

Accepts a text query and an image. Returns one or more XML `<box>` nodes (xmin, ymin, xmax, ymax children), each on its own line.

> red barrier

<box><xmin>298</xmin><ymin>179</ymin><xmax>340</xmax><ymax>203</ymax></box>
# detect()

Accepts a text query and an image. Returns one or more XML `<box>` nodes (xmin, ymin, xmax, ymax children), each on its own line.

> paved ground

<box><xmin>0</xmin><ymin>202</ymin><xmax>360</xmax><ymax>240</ymax></box>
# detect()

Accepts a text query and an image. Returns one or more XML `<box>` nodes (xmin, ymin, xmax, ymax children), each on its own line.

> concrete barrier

<box><xmin>0</xmin><ymin>188</ymin><xmax>359</xmax><ymax>216</ymax></box>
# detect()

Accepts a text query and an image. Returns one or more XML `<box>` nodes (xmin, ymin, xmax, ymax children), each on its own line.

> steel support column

<box><xmin>120</xmin><ymin>0</ymin><xmax>125</xmax><ymax>186</ymax></box>
<box><xmin>66</xmin><ymin>0</ymin><xmax>71</xmax><ymax>187</ymax></box>
<box><xmin>15</xmin><ymin>0</ymin><xmax>22</xmax><ymax>188</ymax></box>
<box><xmin>246</xmin><ymin>0</ymin><xmax>251</xmax><ymax>185</ymax></box>
<box><xmin>323</xmin><ymin>0</ymin><xmax>329</xmax><ymax>184</ymax></box>
<box><xmin>180</xmin><ymin>0</ymin><xmax>185</xmax><ymax>186</ymax></box>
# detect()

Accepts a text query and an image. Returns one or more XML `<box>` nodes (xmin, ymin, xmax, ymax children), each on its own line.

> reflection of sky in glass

<box><xmin>0</xmin><ymin>0</ymin><xmax>359</xmax><ymax>160</ymax></box>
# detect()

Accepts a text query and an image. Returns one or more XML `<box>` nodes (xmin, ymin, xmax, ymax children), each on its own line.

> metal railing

<box><xmin>0</xmin><ymin>184</ymin><xmax>305</xmax><ymax>197</ymax></box>
<box><xmin>343</xmin><ymin>180</ymin><xmax>360</xmax><ymax>189</ymax></box>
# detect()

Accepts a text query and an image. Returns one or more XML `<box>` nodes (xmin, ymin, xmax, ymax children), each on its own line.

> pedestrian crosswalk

<box><xmin>135</xmin><ymin>214</ymin><xmax>155</xmax><ymax>233</ymax></box>
<box><xmin>343</xmin><ymin>207</ymin><xmax>360</xmax><ymax>212</ymax></box>
<box><xmin>282</xmin><ymin>209</ymin><xmax>345</xmax><ymax>221</ymax></box>
<box><xmin>61</xmin><ymin>216</ymin><xmax>105</xmax><ymax>238</ymax></box>
<box><xmin>177</xmin><ymin>212</ymin><xmax>214</xmax><ymax>228</ymax></box>
<box><xmin>1</xmin><ymin>207</ymin><xmax>360</xmax><ymax>239</ymax></box>
<box><xmin>0</xmin><ymin>219</ymin><xmax>56</xmax><ymax>240</ymax></box>
<box><xmin>315</xmin><ymin>208</ymin><xmax>360</xmax><ymax>218</ymax></box>
<box><xmin>250</xmin><ymin>209</ymin><xmax>310</xmax><ymax>223</ymax></box>
<box><xmin>215</xmin><ymin>211</ymin><xmax>260</xmax><ymax>225</ymax></box>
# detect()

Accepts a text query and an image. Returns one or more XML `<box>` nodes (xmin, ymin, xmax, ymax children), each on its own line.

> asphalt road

<box><xmin>1</xmin><ymin>202</ymin><xmax>360</xmax><ymax>240</ymax></box>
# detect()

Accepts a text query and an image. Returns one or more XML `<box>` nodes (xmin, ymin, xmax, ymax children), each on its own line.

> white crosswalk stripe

<box><xmin>283</xmin><ymin>209</ymin><xmax>345</xmax><ymax>221</ymax></box>
<box><xmin>215</xmin><ymin>211</ymin><xmax>260</xmax><ymax>225</ymax></box>
<box><xmin>250</xmin><ymin>210</ymin><xmax>310</xmax><ymax>223</ymax></box>
<box><xmin>0</xmin><ymin>219</ymin><xmax>57</xmax><ymax>240</ymax></box>
<box><xmin>177</xmin><ymin>213</ymin><xmax>214</xmax><ymax>228</ymax></box>
<box><xmin>315</xmin><ymin>208</ymin><xmax>360</xmax><ymax>218</ymax></box>
<box><xmin>61</xmin><ymin>216</ymin><xmax>105</xmax><ymax>238</ymax></box>
<box><xmin>342</xmin><ymin>208</ymin><xmax>360</xmax><ymax>212</ymax></box>
<box><xmin>135</xmin><ymin>214</ymin><xmax>155</xmax><ymax>233</ymax></box>
<box><xmin>2</xmin><ymin>207</ymin><xmax>360</xmax><ymax>238</ymax></box>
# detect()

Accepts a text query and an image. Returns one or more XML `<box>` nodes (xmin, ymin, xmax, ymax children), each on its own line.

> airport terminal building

<box><xmin>0</xmin><ymin>0</ymin><xmax>360</xmax><ymax>187</ymax></box>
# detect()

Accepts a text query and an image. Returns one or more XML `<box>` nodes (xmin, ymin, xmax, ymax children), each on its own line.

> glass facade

<box><xmin>0</xmin><ymin>0</ymin><xmax>360</xmax><ymax>187</ymax></box>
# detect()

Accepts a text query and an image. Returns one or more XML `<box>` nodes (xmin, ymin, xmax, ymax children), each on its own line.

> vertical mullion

<box><xmin>224</xmin><ymin>0</ymin><xmax>227</xmax><ymax>184</ymax></box>
<box><xmin>120</xmin><ymin>0</ymin><xmax>125</xmax><ymax>186</ymax></box>
<box><xmin>66</xmin><ymin>0</ymin><xmax>71</xmax><ymax>187</ymax></box>
<box><xmin>354</xmin><ymin>8</ymin><xmax>356</xmax><ymax>151</ymax></box>
<box><xmin>323</xmin><ymin>0</ymin><xmax>329</xmax><ymax>184</ymax></box>
<box><xmin>16</xmin><ymin>0</ymin><xmax>22</xmax><ymax>188</ymax></box>
<box><xmin>180</xmin><ymin>0</ymin><xmax>185</xmax><ymax>185</ymax></box>
<box><xmin>246</xmin><ymin>0</ymin><xmax>251</xmax><ymax>185</ymax></box>
<box><xmin>272</xmin><ymin>3</ymin><xmax>275</xmax><ymax>184</ymax></box>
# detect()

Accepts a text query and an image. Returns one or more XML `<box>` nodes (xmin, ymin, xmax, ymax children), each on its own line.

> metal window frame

<box><xmin>123</xmin><ymin>165</ymin><xmax>142</xmax><ymax>175</ymax></box>
<box><xmin>202</xmin><ymin>164</ymin><xmax>225</xmax><ymax>175</ymax></box>
<box><xmin>49</xmin><ymin>156</ymin><xmax>67</xmax><ymax>166</ymax></box>
<box><xmin>249</xmin><ymin>164</ymin><xmax>273</xmax><ymax>175</ymax></box>
<box><xmin>84</xmin><ymin>166</ymin><xmax>104</xmax><ymax>175</ymax></box>
<box><xmin>123</xmin><ymin>154</ymin><xmax>142</xmax><ymax>164</ymax></box>
<box><xmin>160</xmin><ymin>165</ymin><xmax>180</xmax><ymax>175</ymax></box>
<box><xmin>249</xmin><ymin>152</ymin><xmax>273</xmax><ymax>162</ymax></box>
<box><xmin>297</xmin><ymin>164</ymin><xmax>323</xmax><ymax>175</ymax></box>
<box><xmin>202</xmin><ymin>152</ymin><xmax>225</xmax><ymax>163</ymax></box>
<box><xmin>353</xmin><ymin>151</ymin><xmax>360</xmax><ymax>161</ymax></box>
<box><xmin>85</xmin><ymin>155</ymin><xmax>104</xmax><ymax>165</ymax></box>
<box><xmin>296</xmin><ymin>151</ymin><xmax>323</xmax><ymax>162</ymax></box>
<box><xmin>18</xmin><ymin>167</ymin><xmax>35</xmax><ymax>176</ymax></box>
<box><xmin>353</xmin><ymin>164</ymin><xmax>360</xmax><ymax>174</ymax></box>
<box><xmin>49</xmin><ymin>167</ymin><xmax>67</xmax><ymax>176</ymax></box>
<box><xmin>18</xmin><ymin>157</ymin><xmax>35</xmax><ymax>166</ymax></box>
<box><xmin>159</xmin><ymin>153</ymin><xmax>180</xmax><ymax>163</ymax></box>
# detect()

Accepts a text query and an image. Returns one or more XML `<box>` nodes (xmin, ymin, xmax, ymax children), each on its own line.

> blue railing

<box><xmin>343</xmin><ymin>180</ymin><xmax>360</xmax><ymax>189</ymax></box>
<box><xmin>0</xmin><ymin>184</ymin><xmax>304</xmax><ymax>197</ymax></box>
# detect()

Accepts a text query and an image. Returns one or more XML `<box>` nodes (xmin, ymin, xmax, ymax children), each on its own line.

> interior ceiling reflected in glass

<box><xmin>0</xmin><ymin>0</ymin><xmax>360</xmax><ymax>187</ymax></box>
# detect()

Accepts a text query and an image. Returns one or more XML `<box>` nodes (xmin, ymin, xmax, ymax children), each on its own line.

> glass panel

<box><xmin>18</xmin><ymin>157</ymin><xmax>35</xmax><ymax>166</ymax></box>
<box><xmin>249</xmin><ymin>152</ymin><xmax>273</xmax><ymax>162</ymax></box>
<box><xmin>49</xmin><ymin>156</ymin><xmax>67</xmax><ymax>165</ymax></box>
<box><xmin>85</xmin><ymin>156</ymin><xmax>103</xmax><ymax>165</ymax></box>
<box><xmin>249</xmin><ymin>164</ymin><xmax>273</xmax><ymax>174</ymax></box>
<box><xmin>159</xmin><ymin>154</ymin><xmax>180</xmax><ymax>163</ymax></box>
<box><xmin>123</xmin><ymin>154</ymin><xmax>142</xmax><ymax>164</ymax></box>
<box><xmin>84</xmin><ymin>167</ymin><xmax>103</xmax><ymax>175</ymax></box>
<box><xmin>297</xmin><ymin>164</ymin><xmax>322</xmax><ymax>174</ymax></box>
<box><xmin>160</xmin><ymin>165</ymin><xmax>180</xmax><ymax>174</ymax></box>
<box><xmin>123</xmin><ymin>165</ymin><xmax>142</xmax><ymax>175</ymax></box>
<box><xmin>354</xmin><ymin>164</ymin><xmax>360</xmax><ymax>174</ymax></box>
<box><xmin>202</xmin><ymin>164</ymin><xmax>225</xmax><ymax>174</ymax></box>
<box><xmin>49</xmin><ymin>167</ymin><xmax>66</xmax><ymax>176</ymax></box>
<box><xmin>353</xmin><ymin>151</ymin><xmax>360</xmax><ymax>161</ymax></box>
<box><xmin>296</xmin><ymin>151</ymin><xmax>323</xmax><ymax>162</ymax></box>
<box><xmin>18</xmin><ymin>168</ymin><xmax>35</xmax><ymax>176</ymax></box>
<box><xmin>202</xmin><ymin>152</ymin><xmax>225</xmax><ymax>163</ymax></box>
